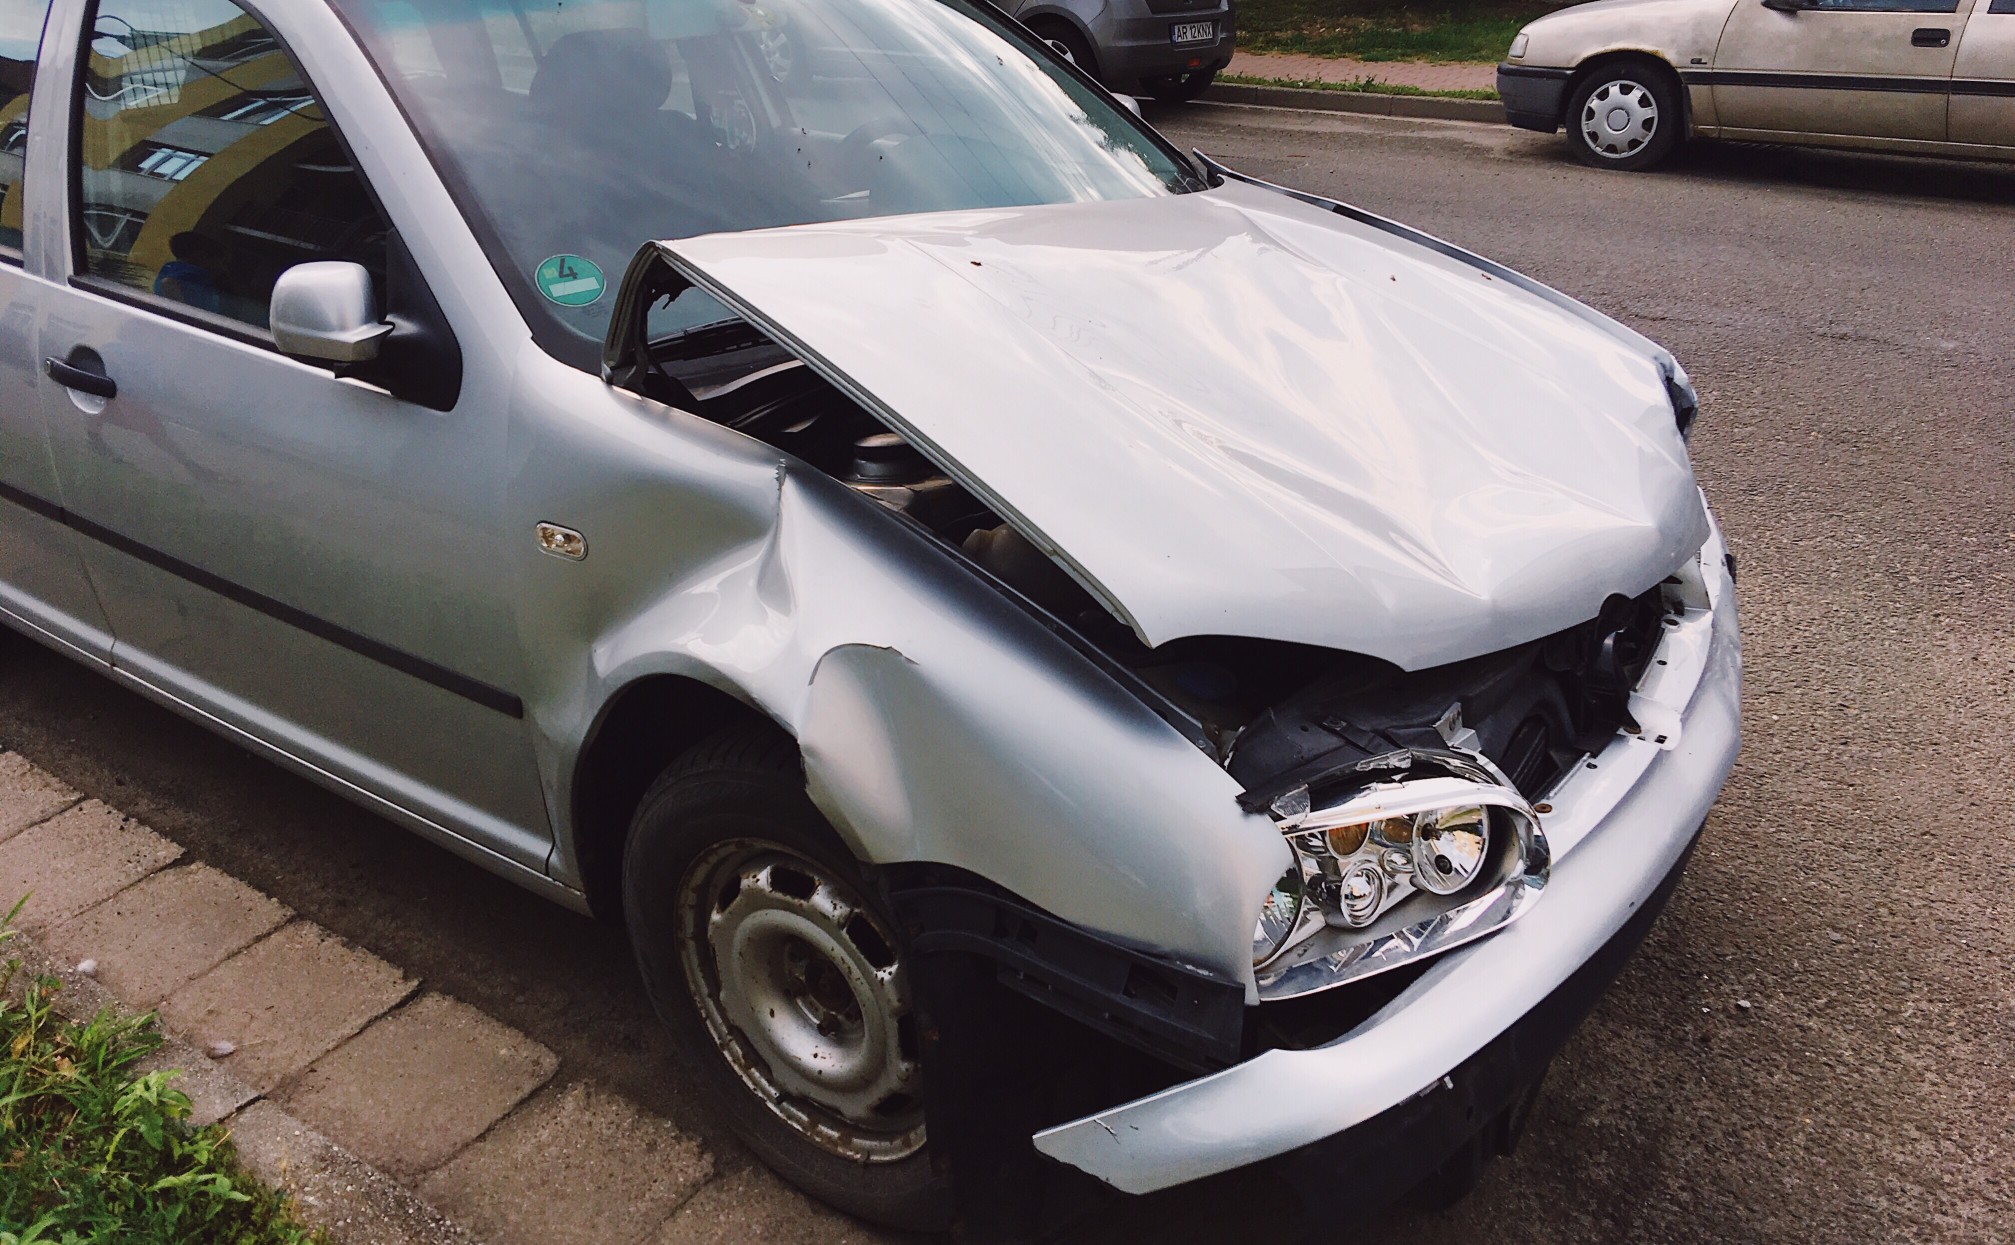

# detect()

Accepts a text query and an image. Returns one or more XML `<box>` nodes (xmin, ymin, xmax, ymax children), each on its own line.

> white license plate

<box><xmin>1170</xmin><ymin>21</ymin><xmax>1215</xmax><ymax>44</ymax></box>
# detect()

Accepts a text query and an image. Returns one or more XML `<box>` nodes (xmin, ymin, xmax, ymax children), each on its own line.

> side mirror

<box><xmin>1118</xmin><ymin>94</ymin><xmax>1144</xmax><ymax>118</ymax></box>
<box><xmin>270</xmin><ymin>261</ymin><xmax>393</xmax><ymax>364</ymax></box>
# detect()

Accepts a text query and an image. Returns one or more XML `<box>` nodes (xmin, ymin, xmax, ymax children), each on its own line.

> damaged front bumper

<box><xmin>1033</xmin><ymin>517</ymin><xmax>1740</xmax><ymax>1195</ymax></box>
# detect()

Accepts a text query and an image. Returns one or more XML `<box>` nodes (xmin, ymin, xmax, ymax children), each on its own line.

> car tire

<box><xmin>1142</xmin><ymin>68</ymin><xmax>1218</xmax><ymax>103</ymax></box>
<box><xmin>621</xmin><ymin>721</ymin><xmax>952</xmax><ymax>1232</ymax></box>
<box><xmin>1564</xmin><ymin>60</ymin><xmax>1683</xmax><ymax>171</ymax></box>
<box><xmin>1036</xmin><ymin>22</ymin><xmax>1098</xmax><ymax>80</ymax></box>
<box><xmin>757</xmin><ymin>25</ymin><xmax>812</xmax><ymax>89</ymax></box>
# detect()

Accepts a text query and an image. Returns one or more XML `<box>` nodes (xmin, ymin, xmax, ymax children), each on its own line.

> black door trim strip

<box><xmin>0</xmin><ymin>479</ymin><xmax>524</xmax><ymax>718</ymax></box>
<box><xmin>1681</xmin><ymin>68</ymin><xmax>2015</xmax><ymax>97</ymax></box>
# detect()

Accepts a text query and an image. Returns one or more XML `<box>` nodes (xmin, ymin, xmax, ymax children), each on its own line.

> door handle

<box><xmin>1912</xmin><ymin>27</ymin><xmax>1950</xmax><ymax>46</ymax></box>
<box><xmin>44</xmin><ymin>350</ymin><xmax>116</xmax><ymax>400</ymax></box>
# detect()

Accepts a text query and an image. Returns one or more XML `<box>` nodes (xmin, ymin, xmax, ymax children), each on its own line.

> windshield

<box><xmin>331</xmin><ymin>0</ymin><xmax>1201</xmax><ymax>367</ymax></box>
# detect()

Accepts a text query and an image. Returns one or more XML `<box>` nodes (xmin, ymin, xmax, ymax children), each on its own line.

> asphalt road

<box><xmin>2</xmin><ymin>106</ymin><xmax>2011</xmax><ymax>1243</ymax></box>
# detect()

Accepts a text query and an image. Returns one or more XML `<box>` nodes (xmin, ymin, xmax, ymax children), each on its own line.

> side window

<box><xmin>0</xmin><ymin>0</ymin><xmax>53</xmax><ymax>257</ymax></box>
<box><xmin>76</xmin><ymin>0</ymin><xmax>388</xmax><ymax>330</ymax></box>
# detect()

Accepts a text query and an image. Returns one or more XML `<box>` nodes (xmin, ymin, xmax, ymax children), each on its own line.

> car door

<box><xmin>1952</xmin><ymin>0</ymin><xmax>2015</xmax><ymax>146</ymax></box>
<box><xmin>0</xmin><ymin>0</ymin><xmax>114</xmax><ymax>662</ymax></box>
<box><xmin>32</xmin><ymin>0</ymin><xmax>552</xmax><ymax>868</ymax></box>
<box><xmin>1712</xmin><ymin>0</ymin><xmax>1975</xmax><ymax>142</ymax></box>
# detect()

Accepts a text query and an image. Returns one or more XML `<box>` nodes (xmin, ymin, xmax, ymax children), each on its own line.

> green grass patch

<box><xmin>1222</xmin><ymin>71</ymin><xmax>1499</xmax><ymax>99</ymax></box>
<box><xmin>1236</xmin><ymin>0</ymin><xmax>1569</xmax><ymax>63</ymax></box>
<box><xmin>0</xmin><ymin>902</ymin><xmax>330</xmax><ymax>1245</ymax></box>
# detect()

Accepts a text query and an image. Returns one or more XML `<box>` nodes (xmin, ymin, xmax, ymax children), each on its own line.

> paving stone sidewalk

<box><xmin>1227</xmin><ymin>50</ymin><xmax>1497</xmax><ymax>93</ymax></box>
<box><xmin>0</xmin><ymin>749</ymin><xmax>891</xmax><ymax>1245</ymax></box>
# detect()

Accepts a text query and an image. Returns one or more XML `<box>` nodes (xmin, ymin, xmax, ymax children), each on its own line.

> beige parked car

<box><xmin>1499</xmin><ymin>0</ymin><xmax>2015</xmax><ymax>169</ymax></box>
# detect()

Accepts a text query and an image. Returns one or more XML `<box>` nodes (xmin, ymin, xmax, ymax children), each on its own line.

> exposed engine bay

<box><xmin>633</xmin><ymin>309</ymin><xmax>1674</xmax><ymax>807</ymax></box>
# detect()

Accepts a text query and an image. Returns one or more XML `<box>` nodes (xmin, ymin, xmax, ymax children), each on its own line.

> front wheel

<box><xmin>622</xmin><ymin>723</ymin><xmax>951</xmax><ymax>1231</ymax></box>
<box><xmin>1037</xmin><ymin>22</ymin><xmax>1099</xmax><ymax>80</ymax></box>
<box><xmin>1565</xmin><ymin>63</ymin><xmax>1682</xmax><ymax>171</ymax></box>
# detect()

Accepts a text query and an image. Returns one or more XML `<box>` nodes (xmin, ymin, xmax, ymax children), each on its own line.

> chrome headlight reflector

<box><xmin>1412</xmin><ymin>803</ymin><xmax>1490</xmax><ymax>894</ymax></box>
<box><xmin>1251</xmin><ymin>858</ymin><xmax>1307</xmax><ymax>967</ymax></box>
<box><xmin>1253</xmin><ymin>770</ymin><xmax>1550</xmax><ymax>995</ymax></box>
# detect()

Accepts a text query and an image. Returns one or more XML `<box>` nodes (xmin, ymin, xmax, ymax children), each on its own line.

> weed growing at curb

<box><xmin>0</xmin><ymin>900</ymin><xmax>329</xmax><ymax>1245</ymax></box>
<box><xmin>1222</xmin><ymin>72</ymin><xmax>1500</xmax><ymax>100</ymax></box>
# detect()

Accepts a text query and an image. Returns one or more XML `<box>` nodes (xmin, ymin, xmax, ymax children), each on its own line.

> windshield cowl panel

<box><xmin>333</xmin><ymin>0</ymin><xmax>1198</xmax><ymax>366</ymax></box>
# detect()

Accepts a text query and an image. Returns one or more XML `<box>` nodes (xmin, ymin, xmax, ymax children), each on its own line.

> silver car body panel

<box><xmin>1034</xmin><ymin>516</ymin><xmax>1739</xmax><ymax>1191</ymax></box>
<box><xmin>656</xmin><ymin>178</ymin><xmax>1709</xmax><ymax>669</ymax></box>
<box><xmin>502</xmin><ymin>362</ymin><xmax>1291</xmax><ymax>981</ymax></box>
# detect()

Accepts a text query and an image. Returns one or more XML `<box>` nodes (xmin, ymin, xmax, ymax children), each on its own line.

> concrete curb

<box><xmin>1202</xmin><ymin>81</ymin><xmax>1505</xmax><ymax>124</ymax></box>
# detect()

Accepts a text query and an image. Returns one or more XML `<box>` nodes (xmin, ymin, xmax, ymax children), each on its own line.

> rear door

<box><xmin>1712</xmin><ymin>0</ymin><xmax>1974</xmax><ymax>142</ymax></box>
<box><xmin>1952</xmin><ymin>0</ymin><xmax>2015</xmax><ymax>146</ymax></box>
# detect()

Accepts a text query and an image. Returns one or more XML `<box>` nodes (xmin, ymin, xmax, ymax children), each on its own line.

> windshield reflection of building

<box><xmin>82</xmin><ymin>11</ymin><xmax>379</xmax><ymax>326</ymax></box>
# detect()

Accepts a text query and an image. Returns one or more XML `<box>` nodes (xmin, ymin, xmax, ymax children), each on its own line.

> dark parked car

<box><xmin>1009</xmin><ymin>0</ymin><xmax>1236</xmax><ymax>100</ymax></box>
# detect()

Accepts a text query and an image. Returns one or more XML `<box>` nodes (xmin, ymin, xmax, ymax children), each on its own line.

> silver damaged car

<box><xmin>0</xmin><ymin>0</ymin><xmax>1740</xmax><ymax>1235</ymax></box>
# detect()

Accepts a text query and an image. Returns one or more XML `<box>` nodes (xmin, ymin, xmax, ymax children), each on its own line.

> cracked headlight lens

<box><xmin>1254</xmin><ymin>769</ymin><xmax>1550</xmax><ymax>991</ymax></box>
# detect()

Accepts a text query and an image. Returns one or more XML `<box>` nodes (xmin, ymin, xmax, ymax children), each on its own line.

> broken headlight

<box><xmin>1250</xmin><ymin>766</ymin><xmax>1550</xmax><ymax>991</ymax></box>
<box><xmin>1663</xmin><ymin>361</ymin><xmax>1699</xmax><ymax>440</ymax></box>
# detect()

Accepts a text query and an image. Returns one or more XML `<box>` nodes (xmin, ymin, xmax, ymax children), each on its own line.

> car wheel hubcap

<box><xmin>1580</xmin><ymin>79</ymin><xmax>1658</xmax><ymax>159</ymax></box>
<box><xmin>678</xmin><ymin>840</ymin><xmax>924</xmax><ymax>1162</ymax></box>
<box><xmin>758</xmin><ymin>30</ymin><xmax>792</xmax><ymax>82</ymax></box>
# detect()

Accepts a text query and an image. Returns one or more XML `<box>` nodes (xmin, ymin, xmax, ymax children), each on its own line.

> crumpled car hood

<box><xmin>658</xmin><ymin>177</ymin><xmax>1709</xmax><ymax>670</ymax></box>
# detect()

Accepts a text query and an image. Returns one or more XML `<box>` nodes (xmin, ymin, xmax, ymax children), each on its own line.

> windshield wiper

<box><xmin>649</xmin><ymin>317</ymin><xmax>769</xmax><ymax>360</ymax></box>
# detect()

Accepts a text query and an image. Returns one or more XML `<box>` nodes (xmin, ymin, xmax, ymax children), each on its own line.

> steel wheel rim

<box><xmin>677</xmin><ymin>839</ymin><xmax>925</xmax><ymax>1162</ymax></box>
<box><xmin>1580</xmin><ymin>79</ymin><xmax>1658</xmax><ymax>160</ymax></box>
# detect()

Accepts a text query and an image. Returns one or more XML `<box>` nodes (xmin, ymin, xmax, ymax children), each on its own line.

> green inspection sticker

<box><xmin>535</xmin><ymin>254</ymin><xmax>605</xmax><ymax>307</ymax></box>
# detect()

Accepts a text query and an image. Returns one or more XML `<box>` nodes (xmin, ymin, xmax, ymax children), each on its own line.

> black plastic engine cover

<box><xmin>1228</xmin><ymin>589</ymin><xmax>1668</xmax><ymax>801</ymax></box>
